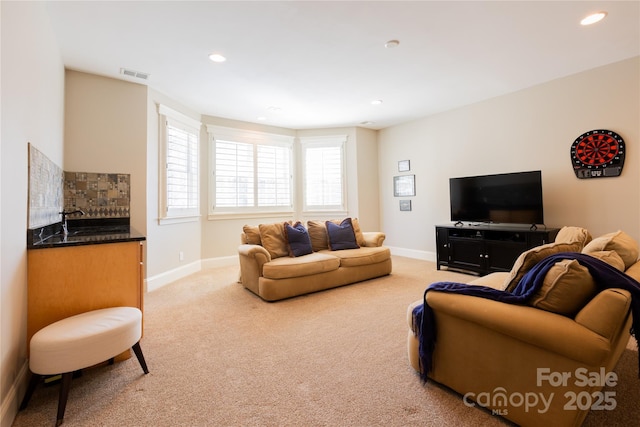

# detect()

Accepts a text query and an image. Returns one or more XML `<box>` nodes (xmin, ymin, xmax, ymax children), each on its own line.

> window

<box><xmin>215</xmin><ymin>140</ymin><xmax>254</xmax><ymax>207</ymax></box>
<box><xmin>300</xmin><ymin>135</ymin><xmax>347</xmax><ymax>212</ymax></box>
<box><xmin>158</xmin><ymin>105</ymin><xmax>201</xmax><ymax>224</ymax></box>
<box><xmin>208</xmin><ymin>125</ymin><xmax>294</xmax><ymax>217</ymax></box>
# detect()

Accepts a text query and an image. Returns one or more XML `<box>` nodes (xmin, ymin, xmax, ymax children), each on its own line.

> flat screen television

<box><xmin>449</xmin><ymin>170</ymin><xmax>544</xmax><ymax>225</ymax></box>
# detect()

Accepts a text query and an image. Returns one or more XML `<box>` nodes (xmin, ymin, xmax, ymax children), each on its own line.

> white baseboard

<box><xmin>1</xmin><ymin>360</ymin><xmax>29</xmax><ymax>427</ymax></box>
<box><xmin>145</xmin><ymin>256</ymin><xmax>239</xmax><ymax>292</ymax></box>
<box><xmin>146</xmin><ymin>260</ymin><xmax>202</xmax><ymax>292</ymax></box>
<box><xmin>387</xmin><ymin>246</ymin><xmax>436</xmax><ymax>262</ymax></box>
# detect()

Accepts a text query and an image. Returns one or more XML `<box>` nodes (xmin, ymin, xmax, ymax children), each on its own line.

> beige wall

<box><xmin>1</xmin><ymin>2</ymin><xmax>66</xmax><ymax>425</ymax></box>
<box><xmin>378</xmin><ymin>57</ymin><xmax>640</xmax><ymax>259</ymax></box>
<box><xmin>146</xmin><ymin>89</ymin><xmax>203</xmax><ymax>284</ymax></box>
<box><xmin>64</xmin><ymin>70</ymin><xmax>148</xmax><ymax>235</ymax></box>
<box><xmin>354</xmin><ymin>127</ymin><xmax>380</xmax><ymax>232</ymax></box>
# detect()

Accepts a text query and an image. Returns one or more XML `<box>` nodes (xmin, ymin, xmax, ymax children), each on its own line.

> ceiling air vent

<box><xmin>120</xmin><ymin>68</ymin><xmax>150</xmax><ymax>80</ymax></box>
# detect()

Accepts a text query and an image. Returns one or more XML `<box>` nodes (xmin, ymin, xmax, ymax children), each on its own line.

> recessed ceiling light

<box><xmin>267</xmin><ymin>106</ymin><xmax>282</xmax><ymax>112</ymax></box>
<box><xmin>371</xmin><ymin>100</ymin><xmax>383</xmax><ymax>105</ymax></box>
<box><xmin>257</xmin><ymin>116</ymin><xmax>267</xmax><ymax>121</ymax></box>
<box><xmin>581</xmin><ymin>12</ymin><xmax>607</xmax><ymax>26</ymax></box>
<box><xmin>208</xmin><ymin>53</ymin><xmax>227</xmax><ymax>63</ymax></box>
<box><xmin>360</xmin><ymin>121</ymin><xmax>375</xmax><ymax>125</ymax></box>
<box><xmin>384</xmin><ymin>40</ymin><xmax>400</xmax><ymax>48</ymax></box>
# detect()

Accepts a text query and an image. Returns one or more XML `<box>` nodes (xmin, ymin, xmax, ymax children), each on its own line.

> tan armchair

<box><xmin>408</xmin><ymin>284</ymin><xmax>632</xmax><ymax>426</ymax></box>
<box><xmin>407</xmin><ymin>228</ymin><xmax>639</xmax><ymax>427</ymax></box>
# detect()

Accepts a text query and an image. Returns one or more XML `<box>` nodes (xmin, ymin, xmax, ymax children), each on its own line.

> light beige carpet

<box><xmin>12</xmin><ymin>256</ymin><xmax>639</xmax><ymax>426</ymax></box>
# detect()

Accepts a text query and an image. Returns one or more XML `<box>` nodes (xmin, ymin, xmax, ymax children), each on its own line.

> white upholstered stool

<box><xmin>20</xmin><ymin>307</ymin><xmax>149</xmax><ymax>426</ymax></box>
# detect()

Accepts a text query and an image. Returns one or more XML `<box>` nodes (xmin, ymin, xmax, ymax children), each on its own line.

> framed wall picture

<box><xmin>399</xmin><ymin>200</ymin><xmax>412</xmax><ymax>211</ymax></box>
<box><xmin>393</xmin><ymin>175</ymin><xmax>415</xmax><ymax>197</ymax></box>
<box><xmin>398</xmin><ymin>160</ymin><xmax>410</xmax><ymax>172</ymax></box>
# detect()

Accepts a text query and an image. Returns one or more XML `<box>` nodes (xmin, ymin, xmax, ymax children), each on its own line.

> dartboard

<box><xmin>570</xmin><ymin>129</ymin><xmax>625</xmax><ymax>179</ymax></box>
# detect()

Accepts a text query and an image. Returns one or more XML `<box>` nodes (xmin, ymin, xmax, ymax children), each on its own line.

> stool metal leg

<box><xmin>132</xmin><ymin>342</ymin><xmax>149</xmax><ymax>374</ymax></box>
<box><xmin>56</xmin><ymin>372</ymin><xmax>73</xmax><ymax>426</ymax></box>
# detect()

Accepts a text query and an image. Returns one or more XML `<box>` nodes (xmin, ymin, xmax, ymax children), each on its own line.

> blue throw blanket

<box><xmin>412</xmin><ymin>252</ymin><xmax>640</xmax><ymax>381</ymax></box>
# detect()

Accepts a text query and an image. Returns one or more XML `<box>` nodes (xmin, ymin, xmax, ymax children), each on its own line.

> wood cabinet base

<box><xmin>27</xmin><ymin>241</ymin><xmax>144</xmax><ymax>356</ymax></box>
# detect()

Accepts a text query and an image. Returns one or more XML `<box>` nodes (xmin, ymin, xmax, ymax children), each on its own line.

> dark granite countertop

<box><xmin>27</xmin><ymin>218</ymin><xmax>146</xmax><ymax>249</ymax></box>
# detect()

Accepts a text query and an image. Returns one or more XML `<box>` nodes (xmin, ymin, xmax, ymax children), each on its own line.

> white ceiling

<box><xmin>45</xmin><ymin>1</ymin><xmax>640</xmax><ymax>130</ymax></box>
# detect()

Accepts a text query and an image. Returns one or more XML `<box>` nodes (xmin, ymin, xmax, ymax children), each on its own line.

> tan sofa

<box><xmin>407</xmin><ymin>227</ymin><xmax>639</xmax><ymax>427</ymax></box>
<box><xmin>238</xmin><ymin>219</ymin><xmax>392</xmax><ymax>301</ymax></box>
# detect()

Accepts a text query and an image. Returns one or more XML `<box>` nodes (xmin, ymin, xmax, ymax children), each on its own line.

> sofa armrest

<box><xmin>362</xmin><ymin>232</ymin><xmax>386</xmax><ymax>247</ymax></box>
<box><xmin>426</xmin><ymin>291</ymin><xmax>616</xmax><ymax>366</ymax></box>
<box><xmin>467</xmin><ymin>272</ymin><xmax>509</xmax><ymax>290</ymax></box>
<box><xmin>575</xmin><ymin>288</ymin><xmax>631</xmax><ymax>340</ymax></box>
<box><xmin>238</xmin><ymin>244</ymin><xmax>271</xmax><ymax>293</ymax></box>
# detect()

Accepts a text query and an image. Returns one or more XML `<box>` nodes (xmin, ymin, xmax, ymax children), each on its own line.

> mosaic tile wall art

<box><xmin>64</xmin><ymin>172</ymin><xmax>131</xmax><ymax>218</ymax></box>
<box><xmin>28</xmin><ymin>144</ymin><xmax>64</xmax><ymax>228</ymax></box>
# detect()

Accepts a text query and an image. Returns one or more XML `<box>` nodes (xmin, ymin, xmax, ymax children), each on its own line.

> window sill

<box><xmin>207</xmin><ymin>211</ymin><xmax>294</xmax><ymax>221</ymax></box>
<box><xmin>158</xmin><ymin>215</ymin><xmax>200</xmax><ymax>225</ymax></box>
<box><xmin>302</xmin><ymin>210</ymin><xmax>348</xmax><ymax>217</ymax></box>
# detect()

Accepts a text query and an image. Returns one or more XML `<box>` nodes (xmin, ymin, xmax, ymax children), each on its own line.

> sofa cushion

<box><xmin>262</xmin><ymin>252</ymin><xmax>340</xmax><ymax>280</ymax></box>
<box><xmin>326</xmin><ymin>218</ymin><xmax>359</xmax><ymax>250</ymax></box>
<box><xmin>307</xmin><ymin>218</ymin><xmax>365</xmax><ymax>251</ymax></box>
<box><xmin>320</xmin><ymin>246</ymin><xmax>390</xmax><ymax>267</ymax></box>
<box><xmin>259</xmin><ymin>222</ymin><xmax>290</xmax><ymax>259</ymax></box>
<box><xmin>585</xmin><ymin>250</ymin><xmax>626</xmax><ymax>272</ymax></box>
<box><xmin>503</xmin><ymin>242</ymin><xmax>583</xmax><ymax>292</ymax></box>
<box><xmin>307</xmin><ymin>220</ymin><xmax>330</xmax><ymax>251</ymax></box>
<box><xmin>529</xmin><ymin>259</ymin><xmax>597</xmax><ymax>316</ymax></box>
<box><xmin>351</xmin><ymin>218</ymin><xmax>367</xmax><ymax>247</ymax></box>
<box><xmin>284</xmin><ymin>222</ymin><xmax>313</xmax><ymax>257</ymax></box>
<box><xmin>582</xmin><ymin>230</ymin><xmax>639</xmax><ymax>270</ymax></box>
<box><xmin>625</xmin><ymin>260</ymin><xmax>640</xmax><ymax>282</ymax></box>
<box><xmin>554</xmin><ymin>226</ymin><xmax>592</xmax><ymax>248</ymax></box>
<box><xmin>242</xmin><ymin>225</ymin><xmax>262</xmax><ymax>245</ymax></box>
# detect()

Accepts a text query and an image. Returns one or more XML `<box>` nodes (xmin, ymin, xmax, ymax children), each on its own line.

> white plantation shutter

<box><xmin>166</xmin><ymin>124</ymin><xmax>198</xmax><ymax>209</ymax></box>
<box><xmin>159</xmin><ymin>105</ymin><xmax>201</xmax><ymax>223</ymax></box>
<box><xmin>215</xmin><ymin>140</ymin><xmax>254</xmax><ymax>207</ymax></box>
<box><xmin>301</xmin><ymin>136</ymin><xmax>346</xmax><ymax>211</ymax></box>
<box><xmin>208</xmin><ymin>126</ymin><xmax>293</xmax><ymax>215</ymax></box>
<box><xmin>257</xmin><ymin>144</ymin><xmax>291</xmax><ymax>207</ymax></box>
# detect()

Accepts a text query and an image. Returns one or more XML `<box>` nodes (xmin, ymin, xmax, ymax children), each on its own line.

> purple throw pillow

<box><xmin>326</xmin><ymin>218</ymin><xmax>360</xmax><ymax>251</ymax></box>
<box><xmin>284</xmin><ymin>222</ymin><xmax>313</xmax><ymax>257</ymax></box>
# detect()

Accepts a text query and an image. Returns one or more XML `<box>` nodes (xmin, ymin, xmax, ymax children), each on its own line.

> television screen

<box><xmin>449</xmin><ymin>171</ymin><xmax>544</xmax><ymax>225</ymax></box>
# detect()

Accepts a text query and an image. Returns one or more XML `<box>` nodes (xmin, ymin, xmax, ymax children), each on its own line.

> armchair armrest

<box><xmin>362</xmin><ymin>232</ymin><xmax>386</xmax><ymax>247</ymax></box>
<box><xmin>575</xmin><ymin>288</ymin><xmax>631</xmax><ymax>340</ymax></box>
<box><xmin>238</xmin><ymin>244</ymin><xmax>271</xmax><ymax>294</ymax></box>
<box><xmin>426</xmin><ymin>291</ymin><xmax>616</xmax><ymax>366</ymax></box>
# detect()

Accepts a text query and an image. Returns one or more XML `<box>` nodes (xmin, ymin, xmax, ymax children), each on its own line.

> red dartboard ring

<box><xmin>570</xmin><ymin>129</ymin><xmax>625</xmax><ymax>179</ymax></box>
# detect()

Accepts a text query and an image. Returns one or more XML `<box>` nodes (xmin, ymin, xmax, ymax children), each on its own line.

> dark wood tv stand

<box><xmin>436</xmin><ymin>224</ymin><xmax>560</xmax><ymax>276</ymax></box>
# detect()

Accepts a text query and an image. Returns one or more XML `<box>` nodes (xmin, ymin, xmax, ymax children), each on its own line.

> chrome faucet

<box><xmin>59</xmin><ymin>209</ymin><xmax>85</xmax><ymax>235</ymax></box>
